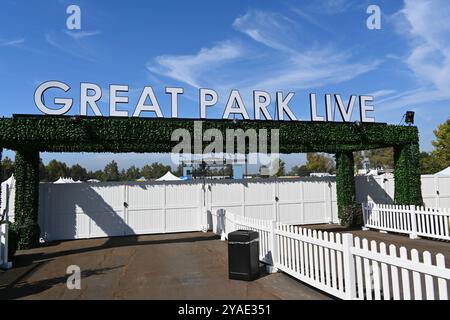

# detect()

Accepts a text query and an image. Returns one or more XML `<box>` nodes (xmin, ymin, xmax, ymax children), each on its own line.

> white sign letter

<box><xmin>253</xmin><ymin>91</ymin><xmax>272</xmax><ymax>120</ymax></box>
<box><xmin>309</xmin><ymin>93</ymin><xmax>324</xmax><ymax>121</ymax></box>
<box><xmin>335</xmin><ymin>94</ymin><xmax>356</xmax><ymax>122</ymax></box>
<box><xmin>166</xmin><ymin>87</ymin><xmax>183</xmax><ymax>118</ymax></box>
<box><xmin>199</xmin><ymin>88</ymin><xmax>218</xmax><ymax>119</ymax></box>
<box><xmin>223</xmin><ymin>90</ymin><xmax>249</xmax><ymax>120</ymax></box>
<box><xmin>359</xmin><ymin>95</ymin><xmax>375</xmax><ymax>122</ymax></box>
<box><xmin>80</xmin><ymin>83</ymin><xmax>102</xmax><ymax>116</ymax></box>
<box><xmin>133</xmin><ymin>86</ymin><xmax>163</xmax><ymax>117</ymax></box>
<box><xmin>276</xmin><ymin>92</ymin><xmax>297</xmax><ymax>121</ymax></box>
<box><xmin>109</xmin><ymin>85</ymin><xmax>129</xmax><ymax>117</ymax></box>
<box><xmin>34</xmin><ymin>81</ymin><xmax>73</xmax><ymax>115</ymax></box>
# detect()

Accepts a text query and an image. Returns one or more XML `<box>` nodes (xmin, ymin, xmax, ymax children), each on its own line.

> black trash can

<box><xmin>228</xmin><ymin>230</ymin><xmax>260</xmax><ymax>281</ymax></box>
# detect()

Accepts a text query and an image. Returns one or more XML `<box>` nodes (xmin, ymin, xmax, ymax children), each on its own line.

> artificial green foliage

<box><xmin>0</xmin><ymin>116</ymin><xmax>419</xmax><ymax>153</ymax></box>
<box><xmin>0</xmin><ymin>115</ymin><xmax>423</xmax><ymax>246</ymax></box>
<box><xmin>13</xmin><ymin>150</ymin><xmax>40</xmax><ymax>249</ymax></box>
<box><xmin>7</xmin><ymin>222</ymin><xmax>19</xmax><ymax>261</ymax></box>
<box><xmin>335</xmin><ymin>151</ymin><xmax>359</xmax><ymax>226</ymax></box>
<box><xmin>394</xmin><ymin>143</ymin><xmax>423</xmax><ymax>205</ymax></box>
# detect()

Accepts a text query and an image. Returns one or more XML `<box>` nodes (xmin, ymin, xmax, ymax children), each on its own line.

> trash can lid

<box><xmin>228</xmin><ymin>229</ymin><xmax>259</xmax><ymax>242</ymax></box>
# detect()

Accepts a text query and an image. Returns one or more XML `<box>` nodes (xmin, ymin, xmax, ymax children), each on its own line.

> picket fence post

<box><xmin>267</xmin><ymin>220</ymin><xmax>279</xmax><ymax>273</ymax></box>
<box><xmin>342</xmin><ymin>233</ymin><xmax>357</xmax><ymax>300</ymax></box>
<box><xmin>409</xmin><ymin>205</ymin><xmax>419</xmax><ymax>239</ymax></box>
<box><xmin>361</xmin><ymin>203</ymin><xmax>369</xmax><ymax>231</ymax></box>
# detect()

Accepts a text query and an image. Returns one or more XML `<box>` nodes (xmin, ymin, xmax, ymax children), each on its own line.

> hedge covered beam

<box><xmin>0</xmin><ymin>115</ymin><xmax>419</xmax><ymax>154</ymax></box>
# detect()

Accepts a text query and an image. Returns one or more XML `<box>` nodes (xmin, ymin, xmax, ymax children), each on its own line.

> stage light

<box><xmin>405</xmin><ymin>111</ymin><xmax>415</xmax><ymax>125</ymax></box>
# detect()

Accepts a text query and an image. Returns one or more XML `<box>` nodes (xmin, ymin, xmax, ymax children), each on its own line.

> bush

<box><xmin>338</xmin><ymin>204</ymin><xmax>363</xmax><ymax>228</ymax></box>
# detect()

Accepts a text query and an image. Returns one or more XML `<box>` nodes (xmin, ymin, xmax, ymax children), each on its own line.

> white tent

<box><xmin>2</xmin><ymin>175</ymin><xmax>15</xmax><ymax>187</ymax></box>
<box><xmin>435</xmin><ymin>166</ymin><xmax>450</xmax><ymax>176</ymax></box>
<box><xmin>156</xmin><ymin>171</ymin><xmax>181</xmax><ymax>181</ymax></box>
<box><xmin>54</xmin><ymin>177</ymin><xmax>78</xmax><ymax>184</ymax></box>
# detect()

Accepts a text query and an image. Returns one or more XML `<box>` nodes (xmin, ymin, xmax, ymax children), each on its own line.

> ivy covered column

<box><xmin>335</xmin><ymin>151</ymin><xmax>360</xmax><ymax>227</ymax></box>
<box><xmin>394</xmin><ymin>143</ymin><xmax>423</xmax><ymax>205</ymax></box>
<box><xmin>13</xmin><ymin>149</ymin><xmax>41</xmax><ymax>249</ymax></box>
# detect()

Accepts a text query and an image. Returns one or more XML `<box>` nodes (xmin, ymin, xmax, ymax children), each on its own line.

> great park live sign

<box><xmin>34</xmin><ymin>81</ymin><xmax>376</xmax><ymax>122</ymax></box>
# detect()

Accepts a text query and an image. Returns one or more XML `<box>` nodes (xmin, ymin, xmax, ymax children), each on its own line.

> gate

<box><xmin>39</xmin><ymin>181</ymin><xmax>204</xmax><ymax>241</ymax></box>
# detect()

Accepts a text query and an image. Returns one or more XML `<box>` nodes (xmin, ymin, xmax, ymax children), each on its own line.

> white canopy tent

<box><xmin>2</xmin><ymin>175</ymin><xmax>15</xmax><ymax>187</ymax></box>
<box><xmin>435</xmin><ymin>166</ymin><xmax>450</xmax><ymax>176</ymax></box>
<box><xmin>54</xmin><ymin>177</ymin><xmax>82</xmax><ymax>184</ymax></box>
<box><xmin>155</xmin><ymin>171</ymin><xmax>181</xmax><ymax>181</ymax></box>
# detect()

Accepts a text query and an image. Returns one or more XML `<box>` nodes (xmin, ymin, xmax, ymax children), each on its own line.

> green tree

<box><xmin>289</xmin><ymin>164</ymin><xmax>310</xmax><ymax>176</ymax></box>
<box><xmin>419</xmin><ymin>152</ymin><xmax>441</xmax><ymax>174</ymax></box>
<box><xmin>46</xmin><ymin>160</ymin><xmax>70</xmax><ymax>182</ymax></box>
<box><xmin>306</xmin><ymin>153</ymin><xmax>335</xmax><ymax>173</ymax></box>
<box><xmin>87</xmin><ymin>170</ymin><xmax>104</xmax><ymax>181</ymax></box>
<box><xmin>1</xmin><ymin>156</ymin><xmax>14</xmax><ymax>179</ymax></box>
<box><xmin>39</xmin><ymin>159</ymin><xmax>48</xmax><ymax>181</ymax></box>
<box><xmin>431</xmin><ymin>119</ymin><xmax>450</xmax><ymax>170</ymax></box>
<box><xmin>141</xmin><ymin>162</ymin><xmax>171</xmax><ymax>179</ymax></box>
<box><xmin>354</xmin><ymin>148</ymin><xmax>394</xmax><ymax>170</ymax></box>
<box><xmin>103</xmin><ymin>160</ymin><xmax>120</xmax><ymax>181</ymax></box>
<box><xmin>70</xmin><ymin>164</ymin><xmax>88</xmax><ymax>181</ymax></box>
<box><xmin>125</xmin><ymin>165</ymin><xmax>141</xmax><ymax>181</ymax></box>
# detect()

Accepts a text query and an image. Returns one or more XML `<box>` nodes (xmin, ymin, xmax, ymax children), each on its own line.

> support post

<box><xmin>14</xmin><ymin>150</ymin><xmax>40</xmax><ymax>249</ymax></box>
<box><xmin>267</xmin><ymin>220</ymin><xmax>278</xmax><ymax>273</ymax></box>
<box><xmin>342</xmin><ymin>233</ymin><xmax>357</xmax><ymax>300</ymax></box>
<box><xmin>335</xmin><ymin>151</ymin><xmax>358</xmax><ymax>227</ymax></box>
<box><xmin>409</xmin><ymin>205</ymin><xmax>419</xmax><ymax>239</ymax></box>
<box><xmin>361</xmin><ymin>203</ymin><xmax>369</xmax><ymax>231</ymax></box>
<box><xmin>394</xmin><ymin>143</ymin><xmax>423</xmax><ymax>206</ymax></box>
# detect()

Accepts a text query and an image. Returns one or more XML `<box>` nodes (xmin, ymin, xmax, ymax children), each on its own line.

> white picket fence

<box><xmin>214</xmin><ymin>211</ymin><xmax>450</xmax><ymax>300</ymax></box>
<box><xmin>363</xmin><ymin>203</ymin><xmax>450</xmax><ymax>241</ymax></box>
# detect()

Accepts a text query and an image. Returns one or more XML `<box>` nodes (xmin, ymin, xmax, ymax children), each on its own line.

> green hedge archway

<box><xmin>0</xmin><ymin>115</ymin><xmax>423</xmax><ymax>248</ymax></box>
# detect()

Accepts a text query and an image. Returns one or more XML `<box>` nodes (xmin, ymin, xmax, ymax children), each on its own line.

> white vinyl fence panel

<box><xmin>208</xmin><ymin>178</ymin><xmax>338</xmax><ymax>225</ymax></box>
<box><xmin>3</xmin><ymin>174</ymin><xmax>449</xmax><ymax>242</ymax></box>
<box><xmin>363</xmin><ymin>203</ymin><xmax>450</xmax><ymax>240</ymax></box>
<box><xmin>356</xmin><ymin>175</ymin><xmax>450</xmax><ymax>208</ymax></box>
<box><xmin>39</xmin><ymin>182</ymin><xmax>204</xmax><ymax>241</ymax></box>
<box><xmin>217</xmin><ymin>211</ymin><xmax>450</xmax><ymax>300</ymax></box>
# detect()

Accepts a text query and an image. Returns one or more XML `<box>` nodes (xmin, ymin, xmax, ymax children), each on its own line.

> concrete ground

<box><xmin>304</xmin><ymin>224</ymin><xmax>450</xmax><ymax>265</ymax></box>
<box><xmin>0</xmin><ymin>232</ymin><xmax>332</xmax><ymax>300</ymax></box>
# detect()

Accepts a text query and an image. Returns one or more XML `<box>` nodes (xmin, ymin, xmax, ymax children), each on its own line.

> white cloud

<box><xmin>147</xmin><ymin>10</ymin><xmax>380</xmax><ymax>95</ymax></box>
<box><xmin>232</xmin><ymin>10</ymin><xmax>298</xmax><ymax>53</ymax></box>
<box><xmin>367</xmin><ymin>89</ymin><xmax>397</xmax><ymax>99</ymax></box>
<box><xmin>45</xmin><ymin>32</ymin><xmax>96</xmax><ymax>62</ymax></box>
<box><xmin>147</xmin><ymin>40</ymin><xmax>244</xmax><ymax>88</ymax></box>
<box><xmin>64</xmin><ymin>30</ymin><xmax>102</xmax><ymax>39</ymax></box>
<box><xmin>380</xmin><ymin>0</ymin><xmax>450</xmax><ymax>109</ymax></box>
<box><xmin>0</xmin><ymin>38</ymin><xmax>25</xmax><ymax>47</ymax></box>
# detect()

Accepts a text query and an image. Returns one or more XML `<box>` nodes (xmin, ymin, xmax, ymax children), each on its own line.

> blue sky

<box><xmin>1</xmin><ymin>0</ymin><xmax>449</xmax><ymax>172</ymax></box>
